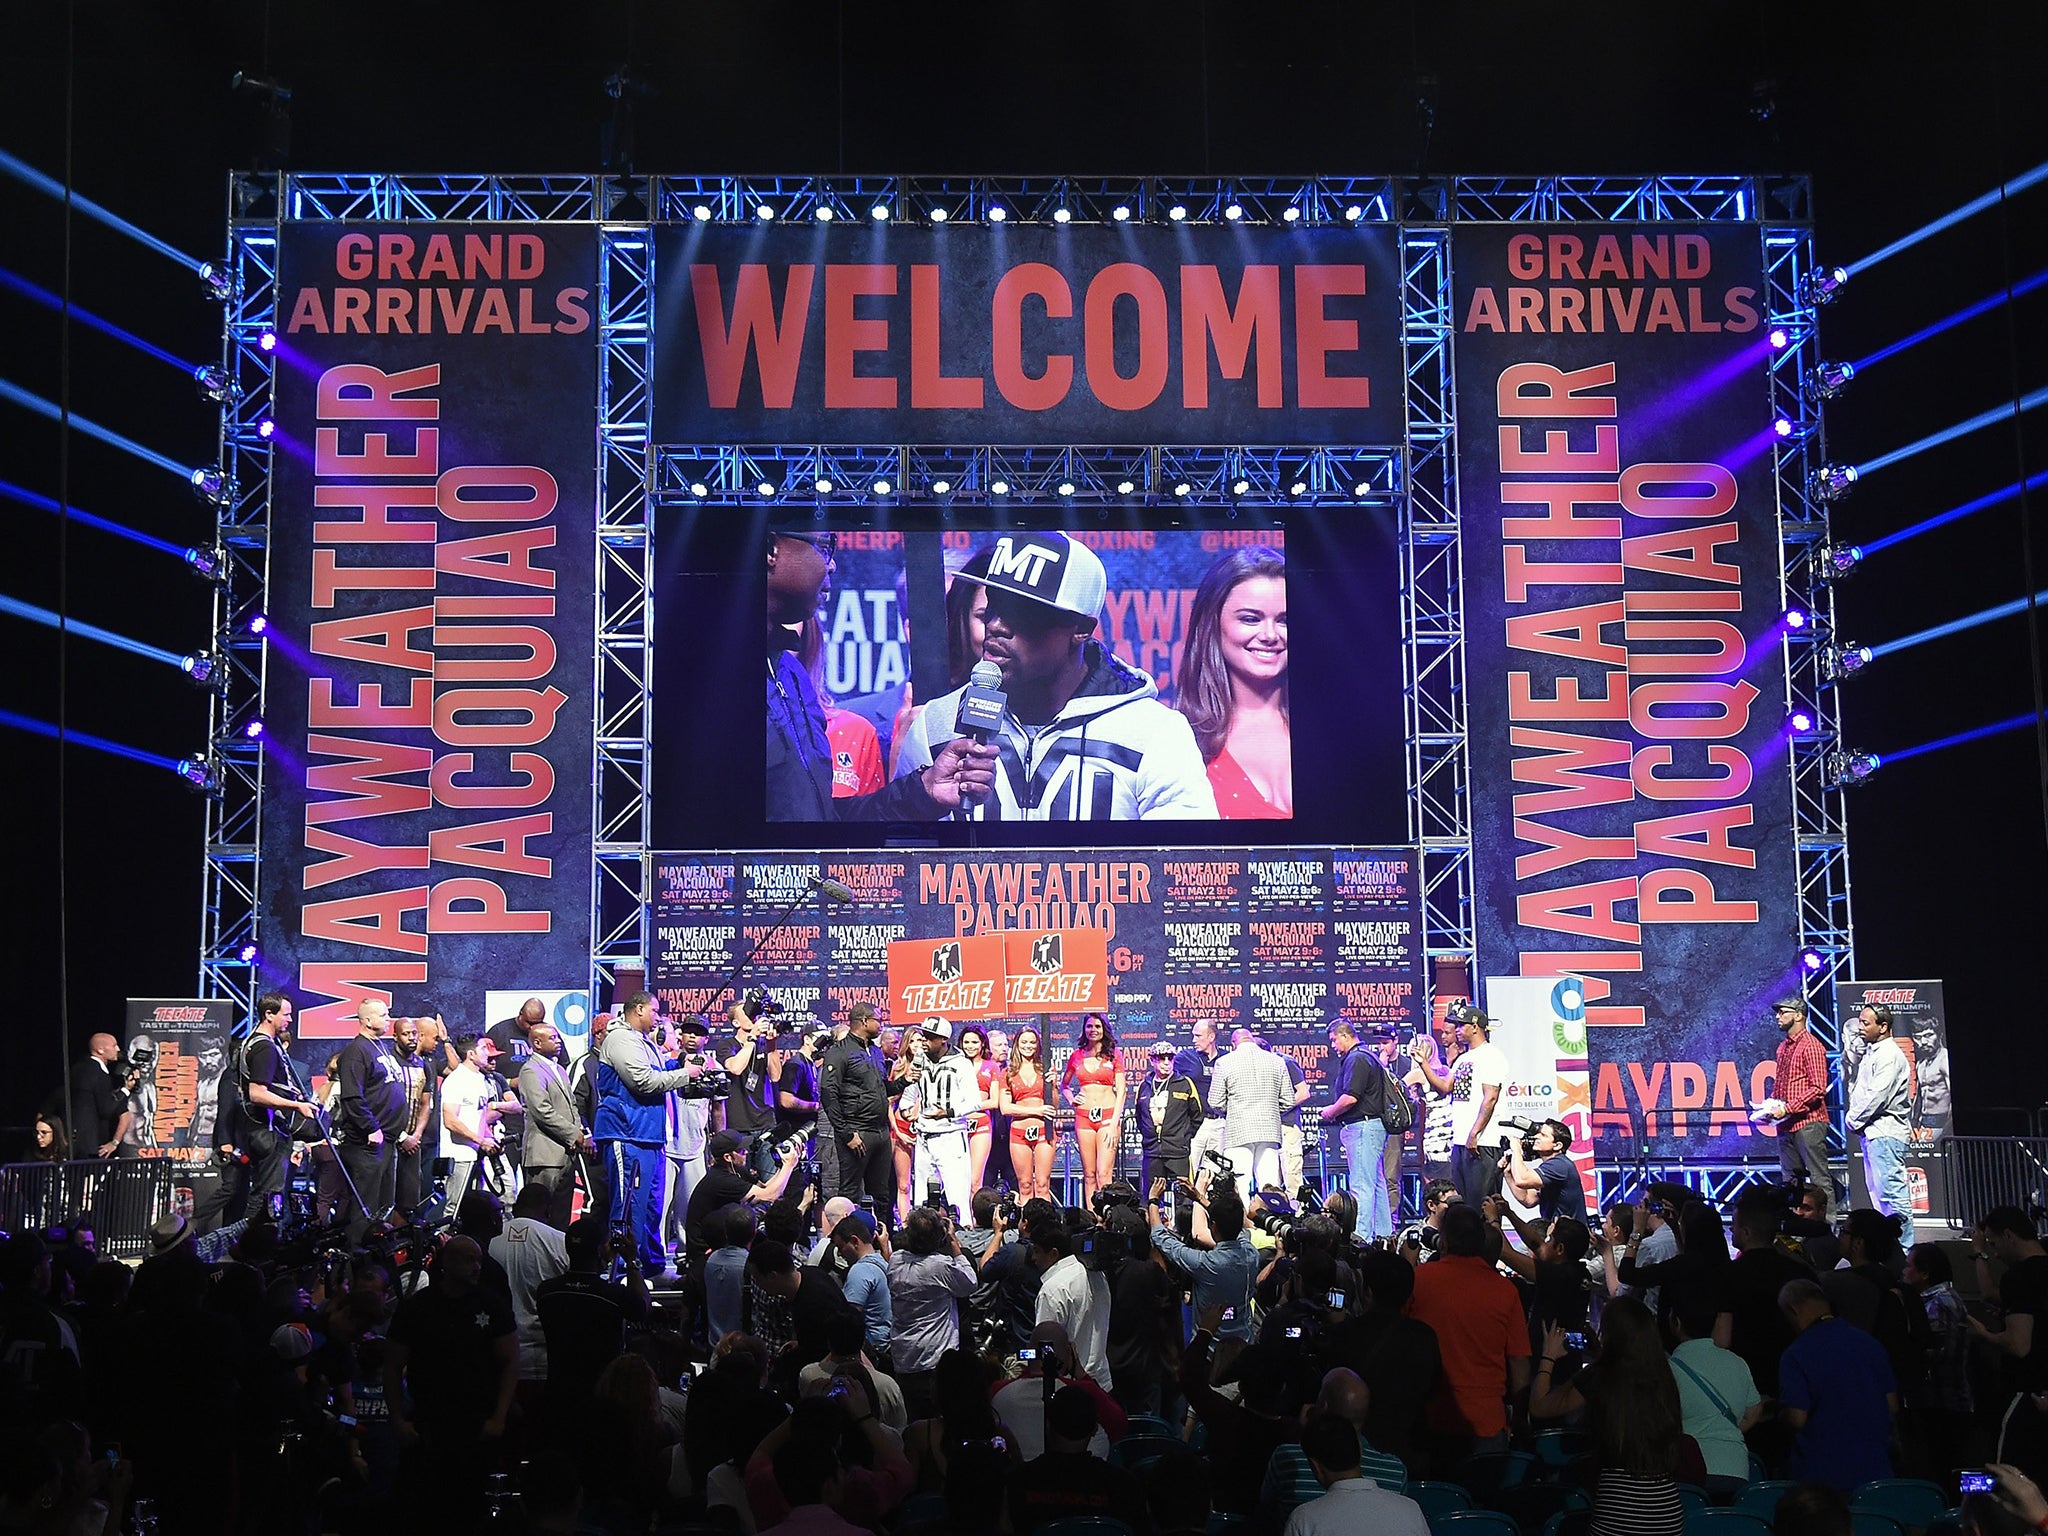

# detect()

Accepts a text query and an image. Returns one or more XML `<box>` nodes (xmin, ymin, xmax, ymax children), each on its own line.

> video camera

<box><xmin>738</xmin><ymin>987</ymin><xmax>784</xmax><ymax>1024</ymax></box>
<box><xmin>1091</xmin><ymin>1180</ymin><xmax>1143</xmax><ymax>1217</ymax></box>
<box><xmin>1250</xmin><ymin>1188</ymin><xmax>1299</xmax><ymax>1242</ymax></box>
<box><xmin>1498</xmin><ymin>1113</ymin><xmax>1541</xmax><ymax>1159</ymax></box>
<box><xmin>1073</xmin><ymin>1225</ymin><xmax>1129</xmax><ymax>1269</ymax></box>
<box><xmin>994</xmin><ymin>1182</ymin><xmax>1020</xmax><ymax>1226</ymax></box>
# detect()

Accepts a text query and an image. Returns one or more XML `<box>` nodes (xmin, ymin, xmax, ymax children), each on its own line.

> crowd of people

<box><xmin>5</xmin><ymin>992</ymin><xmax>2042</xmax><ymax>1536</ymax></box>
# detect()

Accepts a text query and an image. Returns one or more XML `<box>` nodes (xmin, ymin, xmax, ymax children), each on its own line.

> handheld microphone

<box><xmin>955</xmin><ymin>659</ymin><xmax>1008</xmax><ymax>815</ymax></box>
<box><xmin>809</xmin><ymin>875</ymin><xmax>856</xmax><ymax>904</ymax></box>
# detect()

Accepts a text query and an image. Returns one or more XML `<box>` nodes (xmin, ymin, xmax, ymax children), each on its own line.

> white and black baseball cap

<box><xmin>971</xmin><ymin>532</ymin><xmax>1107</xmax><ymax>623</ymax></box>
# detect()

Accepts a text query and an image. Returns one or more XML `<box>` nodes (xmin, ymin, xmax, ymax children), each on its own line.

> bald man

<box><xmin>335</xmin><ymin>999</ymin><xmax>409</xmax><ymax>1239</ymax></box>
<box><xmin>1260</xmin><ymin>1368</ymin><xmax>1410</xmax><ymax>1521</ymax></box>
<box><xmin>71</xmin><ymin>1032</ymin><xmax>136</xmax><ymax>1159</ymax></box>
<box><xmin>386</xmin><ymin>1233</ymin><xmax>518</xmax><ymax>1510</ymax></box>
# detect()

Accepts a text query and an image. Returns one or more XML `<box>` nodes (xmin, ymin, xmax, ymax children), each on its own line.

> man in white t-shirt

<box><xmin>488</xmin><ymin>1183</ymin><xmax>569</xmax><ymax>1380</ymax></box>
<box><xmin>1412</xmin><ymin>1004</ymin><xmax>1507</xmax><ymax>1208</ymax></box>
<box><xmin>439</xmin><ymin>1032</ymin><xmax>500</xmax><ymax>1211</ymax></box>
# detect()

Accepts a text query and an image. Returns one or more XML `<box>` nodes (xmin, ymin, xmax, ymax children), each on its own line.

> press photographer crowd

<box><xmin>5</xmin><ymin>992</ymin><xmax>2044</xmax><ymax>1536</ymax></box>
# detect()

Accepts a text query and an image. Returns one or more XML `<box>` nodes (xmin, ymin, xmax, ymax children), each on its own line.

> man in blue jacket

<box><xmin>597</xmin><ymin>992</ymin><xmax>706</xmax><ymax>1276</ymax></box>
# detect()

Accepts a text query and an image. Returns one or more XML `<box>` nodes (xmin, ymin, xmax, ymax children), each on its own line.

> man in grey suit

<box><xmin>518</xmin><ymin>1023</ymin><xmax>590</xmax><ymax>1230</ymax></box>
<box><xmin>1210</xmin><ymin>1027</ymin><xmax>1296</xmax><ymax>1203</ymax></box>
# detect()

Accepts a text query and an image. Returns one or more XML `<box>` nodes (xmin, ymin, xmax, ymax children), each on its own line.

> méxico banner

<box><xmin>1455</xmin><ymin>225</ymin><xmax>1798</xmax><ymax>1157</ymax></box>
<box><xmin>1483</xmin><ymin>975</ymin><xmax>1594</xmax><ymax>1222</ymax></box>
<box><xmin>259</xmin><ymin>224</ymin><xmax>599</xmax><ymax>1050</ymax></box>
<box><xmin>1839</xmin><ymin>978</ymin><xmax>1952</xmax><ymax>1226</ymax></box>
<box><xmin>652</xmin><ymin>224</ymin><xmax>1406</xmax><ymax>445</ymax></box>
<box><xmin>651</xmin><ymin>846</ymin><xmax>1420</xmax><ymax>1098</ymax></box>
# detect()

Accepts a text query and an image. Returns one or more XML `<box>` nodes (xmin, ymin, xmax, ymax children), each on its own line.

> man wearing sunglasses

<box><xmin>768</xmin><ymin>529</ymin><xmax>997</xmax><ymax>821</ymax></box>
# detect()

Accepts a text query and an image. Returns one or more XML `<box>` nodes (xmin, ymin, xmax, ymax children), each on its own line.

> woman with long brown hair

<box><xmin>999</xmin><ymin>1026</ymin><xmax>1054</xmax><ymax>1203</ymax></box>
<box><xmin>1531</xmin><ymin>1295</ymin><xmax>1692</xmax><ymax>1535</ymax></box>
<box><xmin>957</xmin><ymin>1025</ymin><xmax>1000</xmax><ymax>1193</ymax></box>
<box><xmin>1175</xmin><ymin>545</ymin><xmax>1290</xmax><ymax>818</ymax></box>
<box><xmin>1059</xmin><ymin>1013</ymin><xmax>1125</xmax><ymax>1203</ymax></box>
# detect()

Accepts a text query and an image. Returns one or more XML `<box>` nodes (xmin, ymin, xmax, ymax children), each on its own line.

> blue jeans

<box><xmin>1341</xmin><ymin>1120</ymin><xmax>1393</xmax><ymax>1240</ymax></box>
<box><xmin>1862</xmin><ymin>1134</ymin><xmax>1915</xmax><ymax>1247</ymax></box>
<box><xmin>602</xmin><ymin>1139</ymin><xmax>669</xmax><ymax>1271</ymax></box>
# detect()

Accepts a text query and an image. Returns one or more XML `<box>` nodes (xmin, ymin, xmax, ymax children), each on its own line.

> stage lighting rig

<box><xmin>198</xmin><ymin>262</ymin><xmax>232</xmax><ymax>302</ymax></box>
<box><xmin>1810</xmin><ymin>543</ymin><xmax>1863</xmax><ymax>582</ymax></box>
<box><xmin>236</xmin><ymin>942</ymin><xmax>260</xmax><ymax>964</ymax></box>
<box><xmin>1799</xmin><ymin>266</ymin><xmax>1849</xmax><ymax>307</ymax></box>
<box><xmin>189</xmin><ymin>466</ymin><xmax>227</xmax><ymax>505</ymax></box>
<box><xmin>1821</xmin><ymin>643</ymin><xmax>1873</xmax><ymax>683</ymax></box>
<box><xmin>1116</xmin><ymin>479</ymin><xmax>1136</xmax><ymax>496</ymax></box>
<box><xmin>1111</xmin><ymin>205</ymin><xmax>1131</xmax><ymax>222</ymax></box>
<box><xmin>1823</xmin><ymin>749</ymin><xmax>1880</xmax><ymax>788</ymax></box>
<box><xmin>1805</xmin><ymin>360</ymin><xmax>1855</xmax><ymax>401</ymax></box>
<box><xmin>1809</xmin><ymin>464</ymin><xmax>1858</xmax><ymax>503</ymax></box>
<box><xmin>183</xmin><ymin>543</ymin><xmax>229</xmax><ymax>585</ymax></box>
<box><xmin>180</xmin><ymin>649</ymin><xmax>225</xmax><ymax>687</ymax></box>
<box><xmin>930</xmin><ymin>478</ymin><xmax>953</xmax><ymax>496</ymax></box>
<box><xmin>1282</xmin><ymin>206</ymin><xmax>1301</xmax><ymax>223</ymax></box>
<box><xmin>177</xmin><ymin>755</ymin><xmax>223</xmax><ymax>796</ymax></box>
<box><xmin>194</xmin><ymin>364</ymin><xmax>237</xmax><ymax>403</ymax></box>
<box><xmin>1167</xmin><ymin>204</ymin><xmax>1188</xmax><ymax>222</ymax></box>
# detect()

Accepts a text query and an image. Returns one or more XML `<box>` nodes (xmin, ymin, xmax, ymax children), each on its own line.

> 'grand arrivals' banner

<box><xmin>1454</xmin><ymin>225</ymin><xmax>1798</xmax><ymax>1157</ymax></box>
<box><xmin>259</xmin><ymin>224</ymin><xmax>599</xmax><ymax>1048</ymax></box>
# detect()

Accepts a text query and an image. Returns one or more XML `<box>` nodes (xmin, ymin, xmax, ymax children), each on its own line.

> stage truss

<box><xmin>207</xmin><ymin>171</ymin><xmax>1844</xmax><ymax>1166</ymax></box>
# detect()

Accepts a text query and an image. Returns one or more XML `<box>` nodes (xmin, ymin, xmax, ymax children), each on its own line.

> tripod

<box><xmin>276</xmin><ymin>1049</ymin><xmax>372</xmax><ymax>1226</ymax></box>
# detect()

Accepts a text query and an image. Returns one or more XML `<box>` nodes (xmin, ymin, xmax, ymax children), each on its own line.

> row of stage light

<box><xmin>688</xmin><ymin>199</ymin><xmax>1378</xmax><ymax>225</ymax></box>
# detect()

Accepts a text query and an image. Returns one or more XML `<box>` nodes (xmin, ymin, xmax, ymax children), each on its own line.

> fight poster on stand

<box><xmin>258</xmin><ymin>224</ymin><xmax>599</xmax><ymax>1060</ymax></box>
<box><xmin>120</xmin><ymin>998</ymin><xmax>237</xmax><ymax>1217</ymax></box>
<box><xmin>652</xmin><ymin>846</ymin><xmax>1421</xmax><ymax>1097</ymax></box>
<box><xmin>1840</xmin><ymin>979</ymin><xmax>1953</xmax><ymax>1227</ymax></box>
<box><xmin>1454</xmin><ymin>224</ymin><xmax>1798</xmax><ymax>1158</ymax></box>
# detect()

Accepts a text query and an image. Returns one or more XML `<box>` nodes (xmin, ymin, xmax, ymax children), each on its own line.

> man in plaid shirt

<box><xmin>1765</xmin><ymin>998</ymin><xmax>1835</xmax><ymax>1216</ymax></box>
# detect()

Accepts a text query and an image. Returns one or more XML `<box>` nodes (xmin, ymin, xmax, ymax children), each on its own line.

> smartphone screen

<box><xmin>1960</xmin><ymin>1472</ymin><xmax>1996</xmax><ymax>1494</ymax></box>
<box><xmin>1327</xmin><ymin>1289</ymin><xmax>1347</xmax><ymax>1309</ymax></box>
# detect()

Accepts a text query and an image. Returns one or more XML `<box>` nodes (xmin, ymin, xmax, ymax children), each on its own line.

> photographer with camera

<box><xmin>1499</xmin><ymin>1118</ymin><xmax>1588</xmax><ymax>1224</ymax></box>
<box><xmin>685</xmin><ymin>1130</ymin><xmax>806</xmax><ymax>1268</ymax></box>
<box><xmin>239</xmin><ymin>993</ymin><xmax>320</xmax><ymax>1207</ymax></box>
<box><xmin>886</xmin><ymin>1206</ymin><xmax>980</xmax><ymax>1418</ymax></box>
<box><xmin>821</xmin><ymin>1002</ymin><xmax>897</xmax><ymax>1221</ymax></box>
<box><xmin>1032</xmin><ymin>1206</ymin><xmax>1114</xmax><ymax>1391</ymax></box>
<box><xmin>1397</xmin><ymin>1179</ymin><xmax>1460</xmax><ymax>1266</ymax></box>
<box><xmin>1148</xmin><ymin>1166</ymin><xmax>1259</xmax><ymax>1343</ymax></box>
<box><xmin>719</xmin><ymin>990</ymin><xmax>783</xmax><ymax>1174</ymax></box>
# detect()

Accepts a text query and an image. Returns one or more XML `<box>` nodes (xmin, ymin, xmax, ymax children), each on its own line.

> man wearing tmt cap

<box><xmin>899</xmin><ymin>532</ymin><xmax>1217</xmax><ymax>820</ymax></box>
<box><xmin>912</xmin><ymin>1017</ymin><xmax>981</xmax><ymax>1223</ymax></box>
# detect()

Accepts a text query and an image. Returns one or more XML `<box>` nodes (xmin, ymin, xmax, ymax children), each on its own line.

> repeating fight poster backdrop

<box><xmin>650</xmin><ymin>846</ymin><xmax>1420</xmax><ymax>1096</ymax></box>
<box><xmin>1839</xmin><ymin>978</ymin><xmax>1952</xmax><ymax>1226</ymax></box>
<box><xmin>259</xmin><ymin>224</ymin><xmax>599</xmax><ymax>1053</ymax></box>
<box><xmin>1454</xmin><ymin>225</ymin><xmax>1797</xmax><ymax>1157</ymax></box>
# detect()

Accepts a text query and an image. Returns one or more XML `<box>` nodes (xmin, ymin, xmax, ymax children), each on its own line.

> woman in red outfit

<box><xmin>1000</xmin><ymin>1027</ymin><xmax>1054</xmax><ymax>1203</ymax></box>
<box><xmin>958</xmin><ymin>1025</ymin><xmax>1000</xmax><ymax>1193</ymax></box>
<box><xmin>1176</xmin><ymin>545</ymin><xmax>1291</xmax><ymax>818</ymax></box>
<box><xmin>1060</xmin><ymin>1013</ymin><xmax>1126</xmax><ymax>1203</ymax></box>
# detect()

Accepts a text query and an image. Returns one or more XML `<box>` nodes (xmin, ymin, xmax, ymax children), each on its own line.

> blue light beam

<box><xmin>1868</xmin><ymin>586</ymin><xmax>2048</xmax><ymax>659</ymax></box>
<box><xmin>0</xmin><ymin>378</ymin><xmax>194</xmax><ymax>478</ymax></box>
<box><xmin>1853</xmin><ymin>268</ymin><xmax>2048</xmax><ymax>374</ymax></box>
<box><xmin>1846</xmin><ymin>160</ymin><xmax>2048</xmax><ymax>278</ymax></box>
<box><xmin>0</xmin><ymin>148</ymin><xmax>204</xmax><ymax>273</ymax></box>
<box><xmin>0</xmin><ymin>478</ymin><xmax>189</xmax><ymax>558</ymax></box>
<box><xmin>0</xmin><ymin>268</ymin><xmax>201</xmax><ymax>373</ymax></box>
<box><xmin>1861</xmin><ymin>469</ymin><xmax>2048</xmax><ymax>557</ymax></box>
<box><xmin>0</xmin><ymin>592</ymin><xmax>188</xmax><ymax>668</ymax></box>
<box><xmin>0</xmin><ymin>707</ymin><xmax>183</xmax><ymax>773</ymax></box>
<box><xmin>1854</xmin><ymin>385</ymin><xmax>2048</xmax><ymax>478</ymax></box>
<box><xmin>1882</xmin><ymin>712</ymin><xmax>2037</xmax><ymax>767</ymax></box>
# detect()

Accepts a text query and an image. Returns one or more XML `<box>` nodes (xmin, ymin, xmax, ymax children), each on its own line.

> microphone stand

<box><xmin>694</xmin><ymin>878</ymin><xmax>842</xmax><ymax>1019</ymax></box>
<box><xmin>276</xmin><ymin>1045</ymin><xmax>370</xmax><ymax>1223</ymax></box>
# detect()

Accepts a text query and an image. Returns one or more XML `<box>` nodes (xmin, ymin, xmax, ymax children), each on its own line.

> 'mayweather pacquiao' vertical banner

<box><xmin>1454</xmin><ymin>224</ymin><xmax>1797</xmax><ymax>1157</ymax></box>
<box><xmin>260</xmin><ymin>223</ymin><xmax>598</xmax><ymax>1047</ymax></box>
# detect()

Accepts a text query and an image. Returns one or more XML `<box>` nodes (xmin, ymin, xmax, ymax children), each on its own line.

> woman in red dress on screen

<box><xmin>1060</xmin><ymin>1013</ymin><xmax>1126</xmax><ymax>1204</ymax></box>
<box><xmin>1176</xmin><ymin>546</ymin><xmax>1291</xmax><ymax>819</ymax></box>
<box><xmin>958</xmin><ymin>1025</ymin><xmax>1000</xmax><ymax>1192</ymax></box>
<box><xmin>1000</xmin><ymin>1026</ymin><xmax>1053</xmax><ymax>1203</ymax></box>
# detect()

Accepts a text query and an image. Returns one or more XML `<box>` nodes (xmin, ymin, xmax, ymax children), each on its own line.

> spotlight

<box><xmin>814</xmin><ymin>477</ymin><xmax>835</xmax><ymax>495</ymax></box>
<box><xmin>1168</xmin><ymin>204</ymin><xmax>1188</xmax><ymax>222</ymax></box>
<box><xmin>1056</xmin><ymin>480</ymin><xmax>1076</xmax><ymax>497</ymax></box>
<box><xmin>757</xmin><ymin>480</ymin><xmax>777</xmax><ymax>497</ymax></box>
<box><xmin>255</xmin><ymin>417</ymin><xmax>276</xmax><ymax>440</ymax></box>
<box><xmin>1288</xmin><ymin>480</ymin><xmax>1308</xmax><ymax>497</ymax></box>
<box><xmin>199</xmin><ymin>262</ymin><xmax>232</xmax><ymax>301</ymax></box>
<box><xmin>183</xmin><ymin>545</ymin><xmax>226</xmax><ymax>582</ymax></box>
<box><xmin>247</xmin><ymin>612</ymin><xmax>269</xmax><ymax>637</ymax></box>
<box><xmin>236</xmin><ymin>941</ymin><xmax>260</xmax><ymax>964</ymax></box>
<box><xmin>189</xmin><ymin>466</ymin><xmax>226</xmax><ymax>504</ymax></box>
<box><xmin>873</xmin><ymin>478</ymin><xmax>892</xmax><ymax>496</ymax></box>
<box><xmin>1231</xmin><ymin>477</ymin><xmax>1251</xmax><ymax>496</ymax></box>
<box><xmin>987</xmin><ymin>205</ymin><xmax>1006</xmax><ymax>223</ymax></box>
<box><xmin>692</xmin><ymin>203</ymin><xmax>712</xmax><ymax>221</ymax></box>
<box><xmin>1173</xmin><ymin>481</ymin><xmax>1191</xmax><ymax>498</ymax></box>
<box><xmin>1116</xmin><ymin>479</ymin><xmax>1136</xmax><ymax>496</ymax></box>
<box><xmin>244</xmin><ymin>717</ymin><xmax>266</xmax><ymax>740</ymax></box>
<box><xmin>1769</xmin><ymin>326</ymin><xmax>1791</xmax><ymax>349</ymax></box>
<box><xmin>1773</xmin><ymin>417</ymin><xmax>1796</xmax><ymax>438</ymax></box>
<box><xmin>180</xmin><ymin>651</ymin><xmax>218</xmax><ymax>685</ymax></box>
<box><xmin>1788</xmin><ymin>708</ymin><xmax>1816</xmax><ymax>733</ymax></box>
<box><xmin>1824</xmin><ymin>748</ymin><xmax>1881</xmax><ymax>788</ymax></box>
<box><xmin>176</xmin><ymin>755</ymin><xmax>221</xmax><ymax>794</ymax></box>
<box><xmin>1800</xmin><ymin>947</ymin><xmax>1825</xmax><ymax>973</ymax></box>
<box><xmin>870</xmin><ymin>203</ymin><xmax>891</xmax><ymax>221</ymax></box>
<box><xmin>1354</xmin><ymin>481</ymin><xmax>1373</xmax><ymax>498</ymax></box>
<box><xmin>1823</xmin><ymin>643</ymin><xmax>1873</xmax><ymax>682</ymax></box>
<box><xmin>1224</xmin><ymin>203</ymin><xmax>1243</xmax><ymax>221</ymax></box>
<box><xmin>931</xmin><ymin>478</ymin><xmax>952</xmax><ymax>495</ymax></box>
<box><xmin>689</xmin><ymin>481</ymin><xmax>710</xmax><ymax>498</ymax></box>
<box><xmin>989</xmin><ymin>478</ymin><xmax>1010</xmax><ymax>496</ymax></box>
<box><xmin>1811</xmin><ymin>543</ymin><xmax>1864</xmax><ymax>581</ymax></box>
<box><xmin>1800</xmin><ymin>266</ymin><xmax>1849</xmax><ymax>307</ymax></box>
<box><xmin>929</xmin><ymin>207</ymin><xmax>949</xmax><ymax>224</ymax></box>
<box><xmin>815</xmin><ymin>205</ymin><xmax>834</xmax><ymax>222</ymax></box>
<box><xmin>194</xmin><ymin>365</ymin><xmax>236</xmax><ymax>403</ymax></box>
<box><xmin>1783</xmin><ymin>606</ymin><xmax>1810</xmax><ymax>631</ymax></box>
<box><xmin>257</xmin><ymin>329</ymin><xmax>277</xmax><ymax>352</ymax></box>
<box><xmin>1111</xmin><ymin>204</ymin><xmax>1131</xmax><ymax>222</ymax></box>
<box><xmin>1810</xmin><ymin>464</ymin><xmax>1859</xmax><ymax>502</ymax></box>
<box><xmin>1344</xmin><ymin>204</ymin><xmax>1364</xmax><ymax>222</ymax></box>
<box><xmin>1806</xmin><ymin>360</ymin><xmax>1856</xmax><ymax>401</ymax></box>
<box><xmin>1053</xmin><ymin>207</ymin><xmax>1072</xmax><ymax>224</ymax></box>
<box><xmin>755</xmin><ymin>204</ymin><xmax>776</xmax><ymax>221</ymax></box>
<box><xmin>1282</xmin><ymin>206</ymin><xmax>1301</xmax><ymax>223</ymax></box>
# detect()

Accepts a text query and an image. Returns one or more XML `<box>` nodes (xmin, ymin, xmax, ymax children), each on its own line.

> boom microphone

<box><xmin>809</xmin><ymin>875</ymin><xmax>856</xmax><ymax>904</ymax></box>
<box><xmin>955</xmin><ymin>659</ymin><xmax>1009</xmax><ymax>815</ymax></box>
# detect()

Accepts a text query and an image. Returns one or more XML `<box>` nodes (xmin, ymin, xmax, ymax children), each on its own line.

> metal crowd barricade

<box><xmin>0</xmin><ymin>1158</ymin><xmax>183</xmax><ymax>1258</ymax></box>
<box><xmin>1942</xmin><ymin>1136</ymin><xmax>2048</xmax><ymax>1227</ymax></box>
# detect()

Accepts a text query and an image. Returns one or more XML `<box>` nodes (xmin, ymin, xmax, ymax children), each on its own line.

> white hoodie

<box><xmin>897</xmin><ymin>640</ymin><xmax>1217</xmax><ymax>820</ymax></box>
